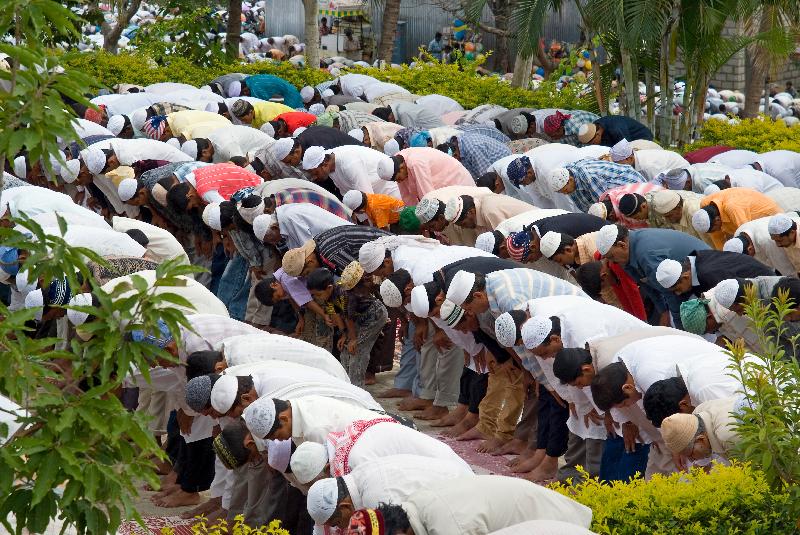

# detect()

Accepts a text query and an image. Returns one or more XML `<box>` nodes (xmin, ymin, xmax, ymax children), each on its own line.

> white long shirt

<box><xmin>633</xmin><ymin>149</ymin><xmax>690</xmax><ymax>181</ymax></box>
<box><xmin>206</xmin><ymin>125</ymin><xmax>274</xmax><ymax>163</ymax></box>
<box><xmin>109</xmin><ymin>138</ymin><xmax>193</xmax><ymax>165</ymax></box>
<box><xmin>178</xmin><ymin>314</ymin><xmax>263</xmax><ymax>360</ymax></box>
<box><xmin>112</xmin><ymin>216</ymin><xmax>190</xmax><ymax>264</ymax></box>
<box><xmin>276</xmin><ymin>203</ymin><xmax>352</xmax><ymax>249</ymax></box>
<box><xmin>2</xmin><ymin>186</ymin><xmax>104</xmax><ymax>221</ymax></box>
<box><xmin>755</xmin><ymin>150</ymin><xmax>800</xmax><ymax>187</ymax></box>
<box><xmin>733</xmin><ymin>216</ymin><xmax>796</xmax><ymax>276</ymax></box>
<box><xmin>337</xmin><ymin>74</ymin><xmax>380</xmax><ymax>98</ymax></box>
<box><xmin>676</xmin><ymin>353</ymin><xmax>752</xmax><ymax>406</ymax></box>
<box><xmin>708</xmin><ymin>149</ymin><xmax>759</xmax><ymax>168</ymax></box>
<box><xmin>327</xmin><ymin>145</ymin><xmax>402</xmax><ymax>198</ymax></box>
<box><xmin>289</xmin><ymin>395</ymin><xmax>382</xmax><ymax>445</ymax></box>
<box><xmin>391</xmin><ymin>244</ymin><xmax>494</xmax><ymax>285</ymax></box>
<box><xmin>40</xmin><ymin>225</ymin><xmax>146</xmax><ymax>258</ymax></box>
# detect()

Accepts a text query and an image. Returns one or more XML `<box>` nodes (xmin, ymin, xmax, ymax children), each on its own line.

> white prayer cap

<box><xmin>713</xmin><ymin>279</ymin><xmax>740</xmax><ymax>310</ymax></box>
<box><xmin>200</xmin><ymin>85</ymin><xmax>211</xmax><ymax>92</ymax></box>
<box><xmin>117</xmin><ymin>178</ymin><xmax>139</xmax><ymax>202</ymax></box>
<box><xmin>379</xmin><ymin>278</ymin><xmax>403</xmax><ymax>308</ymax></box>
<box><xmin>81</xmin><ymin>147</ymin><xmax>106</xmax><ymax>175</ymax></box>
<box><xmin>290</xmin><ymin>441</ymin><xmax>328</xmax><ymax>484</ymax></box>
<box><xmin>130</xmin><ymin>108</ymin><xmax>148</xmax><ymax>131</ymax></box>
<box><xmin>539</xmin><ymin>231</ymin><xmax>561</xmax><ymax>259</ymax></box>
<box><xmin>475</xmin><ymin>232</ymin><xmax>496</xmax><ymax>253</ymax></box>
<box><xmin>228</xmin><ymin>80</ymin><xmax>242</xmax><ymax>97</ymax></box>
<box><xmin>271</xmin><ymin>137</ymin><xmax>295</xmax><ymax>161</ymax></box>
<box><xmin>651</xmin><ymin>190</ymin><xmax>681</xmax><ymax>213</ymax></box>
<box><xmin>302</xmin><ymin>146</ymin><xmax>326</xmax><ymax>170</ymax></box>
<box><xmin>243</xmin><ymin>396</ymin><xmax>277</xmax><ymax>439</ymax></box>
<box><xmin>292</xmin><ymin>127</ymin><xmax>307</xmax><ymax>138</ymax></box>
<box><xmin>723</xmin><ymin>236</ymin><xmax>745</xmax><ymax>254</ymax></box>
<box><xmin>308</xmin><ymin>103</ymin><xmax>325</xmax><ymax>116</ymax></box>
<box><xmin>587</xmin><ymin>202</ymin><xmax>607</xmax><ymax>219</ymax></box>
<box><xmin>267</xmin><ymin>439</ymin><xmax>292</xmax><ymax>472</ymax></box>
<box><xmin>307</xmin><ymin>478</ymin><xmax>338</xmax><ymax>525</ymax></box>
<box><xmin>446</xmin><ymin>270</ymin><xmax>476</xmax><ymax>306</ymax></box>
<box><xmin>205</xmin><ymin>101</ymin><xmax>219</xmax><ymax>112</ymax></box>
<box><xmin>15</xmin><ymin>269</ymin><xmax>37</xmax><ymax>295</ymax></box>
<box><xmin>547</xmin><ymin>167</ymin><xmax>570</xmax><ymax>192</ymax></box>
<box><xmin>260</xmin><ymin>122</ymin><xmax>275</xmax><ymax>137</ymax></box>
<box><xmin>415</xmin><ymin>198</ymin><xmax>440</xmax><ymax>224</ymax></box>
<box><xmin>166</xmin><ymin>138</ymin><xmax>181</xmax><ymax>149</ymax></box>
<box><xmin>494</xmin><ymin>312</ymin><xmax>518</xmax><ymax>347</ymax></box>
<box><xmin>656</xmin><ymin>259</ymin><xmax>683</xmax><ymax>288</ymax></box>
<box><xmin>321</xmin><ymin>88</ymin><xmax>334</xmax><ymax>99</ymax></box>
<box><xmin>439</xmin><ymin>298</ymin><xmax>464</xmax><ymax>327</ymax></box>
<box><xmin>13</xmin><ymin>156</ymin><xmax>26</xmax><ymax>179</ymax></box>
<box><xmin>202</xmin><ymin>202</ymin><xmax>223</xmax><ymax>231</ymax></box>
<box><xmin>106</xmin><ymin>114</ymin><xmax>126</xmax><ymax>136</ymax></box>
<box><xmin>410</xmin><ymin>284</ymin><xmax>431</xmax><ymax>318</ymax></box>
<box><xmin>377</xmin><ymin>157</ymin><xmax>395</xmax><ymax>181</ymax></box>
<box><xmin>329</xmin><ymin>67</ymin><xmax>341</xmax><ymax>76</ymax></box>
<box><xmin>383</xmin><ymin>138</ymin><xmax>400</xmax><ymax>157</ymax></box>
<box><xmin>238</xmin><ymin>196</ymin><xmax>265</xmax><ymax>224</ymax></box>
<box><xmin>768</xmin><ymin>213</ymin><xmax>794</xmax><ymax>235</ymax></box>
<box><xmin>703</xmin><ymin>184</ymin><xmax>721</xmax><ymax>195</ymax></box>
<box><xmin>61</xmin><ymin>159</ymin><xmax>81</xmax><ymax>183</ymax></box>
<box><xmin>595</xmin><ymin>224</ymin><xmax>620</xmax><ymax>256</ymax></box>
<box><xmin>253</xmin><ymin>213</ymin><xmax>277</xmax><ymax>242</ymax></box>
<box><xmin>609</xmin><ymin>138</ymin><xmax>633</xmax><ymax>162</ymax></box>
<box><xmin>25</xmin><ymin>288</ymin><xmax>44</xmax><ymax>320</ymax></box>
<box><xmin>358</xmin><ymin>240</ymin><xmax>387</xmax><ymax>273</ymax></box>
<box><xmin>300</xmin><ymin>85</ymin><xmax>315</xmax><ymax>103</ymax></box>
<box><xmin>443</xmin><ymin>196</ymin><xmax>464</xmax><ymax>223</ymax></box>
<box><xmin>210</xmin><ymin>374</ymin><xmax>239</xmax><ymax>414</ymax></box>
<box><xmin>181</xmin><ymin>139</ymin><xmax>198</xmax><ymax>160</ymax></box>
<box><xmin>342</xmin><ymin>190</ymin><xmax>364</xmax><ymax>211</ymax></box>
<box><xmin>521</xmin><ymin>315</ymin><xmax>552</xmax><ymax>349</ymax></box>
<box><xmin>347</xmin><ymin>128</ymin><xmax>364</xmax><ymax>142</ymax></box>
<box><xmin>691</xmin><ymin>208</ymin><xmax>711</xmax><ymax>233</ymax></box>
<box><xmin>67</xmin><ymin>292</ymin><xmax>93</xmax><ymax>326</ymax></box>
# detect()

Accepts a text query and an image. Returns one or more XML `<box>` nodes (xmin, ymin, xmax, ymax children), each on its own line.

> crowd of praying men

<box><xmin>3</xmin><ymin>69</ymin><xmax>800</xmax><ymax>535</ymax></box>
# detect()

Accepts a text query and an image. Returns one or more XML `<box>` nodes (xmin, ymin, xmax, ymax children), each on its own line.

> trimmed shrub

<box><xmin>61</xmin><ymin>51</ymin><xmax>591</xmax><ymax>111</ymax></box>
<box><xmin>683</xmin><ymin>117</ymin><xmax>800</xmax><ymax>154</ymax></box>
<box><xmin>550</xmin><ymin>463</ymin><xmax>796</xmax><ymax>534</ymax></box>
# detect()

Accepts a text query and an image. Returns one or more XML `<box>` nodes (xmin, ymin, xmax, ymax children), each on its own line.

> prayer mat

<box><xmin>117</xmin><ymin>516</ymin><xmax>194</xmax><ymax>535</ymax></box>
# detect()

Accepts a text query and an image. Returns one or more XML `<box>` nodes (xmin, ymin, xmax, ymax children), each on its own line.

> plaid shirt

<box><xmin>564</xmin><ymin>110</ymin><xmax>600</xmax><ymax>137</ymax></box>
<box><xmin>565</xmin><ymin>158</ymin><xmax>647</xmax><ymax>213</ymax></box>
<box><xmin>274</xmin><ymin>187</ymin><xmax>350</xmax><ymax>221</ymax></box>
<box><xmin>457</xmin><ymin>132</ymin><xmax>512</xmax><ymax>178</ymax></box>
<box><xmin>486</xmin><ymin>268</ymin><xmax>587</xmax><ymax>319</ymax></box>
<box><xmin>600</xmin><ymin>182</ymin><xmax>663</xmax><ymax>229</ymax></box>
<box><xmin>314</xmin><ymin>225</ymin><xmax>390</xmax><ymax>275</ymax></box>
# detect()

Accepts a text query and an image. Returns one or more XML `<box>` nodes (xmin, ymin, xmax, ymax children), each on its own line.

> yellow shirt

<box><xmin>365</xmin><ymin>193</ymin><xmax>404</xmax><ymax>229</ymax></box>
<box><xmin>700</xmin><ymin>188</ymin><xmax>781</xmax><ymax>249</ymax></box>
<box><xmin>167</xmin><ymin>110</ymin><xmax>230</xmax><ymax>139</ymax></box>
<box><xmin>253</xmin><ymin>102</ymin><xmax>295</xmax><ymax>128</ymax></box>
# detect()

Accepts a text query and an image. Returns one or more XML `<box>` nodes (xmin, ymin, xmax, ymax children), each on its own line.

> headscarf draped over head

<box><xmin>543</xmin><ymin>110</ymin><xmax>571</xmax><ymax>137</ymax></box>
<box><xmin>398</xmin><ymin>206</ymin><xmax>420</xmax><ymax>232</ymax></box>
<box><xmin>346</xmin><ymin>509</ymin><xmax>385</xmax><ymax>535</ymax></box>
<box><xmin>506</xmin><ymin>231</ymin><xmax>531</xmax><ymax>262</ymax></box>
<box><xmin>679</xmin><ymin>298</ymin><xmax>709</xmax><ymax>335</ymax></box>
<box><xmin>506</xmin><ymin>156</ymin><xmax>531</xmax><ymax>187</ymax></box>
<box><xmin>143</xmin><ymin>115</ymin><xmax>168</xmax><ymax>140</ymax></box>
<box><xmin>84</xmin><ymin>104</ymin><xmax>107</xmax><ymax>124</ymax></box>
<box><xmin>314</xmin><ymin>111</ymin><xmax>339</xmax><ymax>128</ymax></box>
<box><xmin>410</xmin><ymin>131</ymin><xmax>431</xmax><ymax>147</ymax></box>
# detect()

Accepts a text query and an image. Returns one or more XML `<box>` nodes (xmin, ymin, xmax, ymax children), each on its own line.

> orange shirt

<box><xmin>700</xmin><ymin>188</ymin><xmax>781</xmax><ymax>249</ymax></box>
<box><xmin>365</xmin><ymin>193</ymin><xmax>405</xmax><ymax>229</ymax></box>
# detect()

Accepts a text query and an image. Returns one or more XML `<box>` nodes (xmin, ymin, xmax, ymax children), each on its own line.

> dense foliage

<box><xmin>682</xmin><ymin>117</ymin><xmax>800</xmax><ymax>154</ymax></box>
<box><xmin>551</xmin><ymin>464</ymin><xmax>796</xmax><ymax>534</ymax></box>
<box><xmin>163</xmin><ymin>516</ymin><xmax>290</xmax><ymax>534</ymax></box>
<box><xmin>61</xmin><ymin>50</ymin><xmax>592</xmax><ymax>111</ymax></box>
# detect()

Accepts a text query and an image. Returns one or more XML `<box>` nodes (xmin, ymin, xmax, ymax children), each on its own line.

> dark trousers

<box><xmin>536</xmin><ymin>384</ymin><xmax>569</xmax><ymax>457</ymax></box>
<box><xmin>175</xmin><ymin>437</ymin><xmax>215</xmax><ymax>493</ymax></box>
<box><xmin>457</xmin><ymin>367</ymin><xmax>488</xmax><ymax>414</ymax></box>
<box><xmin>599</xmin><ymin>435</ymin><xmax>650</xmax><ymax>482</ymax></box>
<box><xmin>367</xmin><ymin>319</ymin><xmax>397</xmax><ymax>374</ymax></box>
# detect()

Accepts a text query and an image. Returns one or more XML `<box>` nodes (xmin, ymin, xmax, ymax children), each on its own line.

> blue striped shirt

<box><xmin>565</xmin><ymin>158</ymin><xmax>647</xmax><ymax>213</ymax></box>
<box><xmin>486</xmin><ymin>268</ymin><xmax>587</xmax><ymax>317</ymax></box>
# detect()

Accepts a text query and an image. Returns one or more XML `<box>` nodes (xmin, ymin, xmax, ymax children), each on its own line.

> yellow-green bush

<box><xmin>550</xmin><ymin>463</ymin><xmax>797</xmax><ymax>534</ymax></box>
<box><xmin>683</xmin><ymin>117</ymin><xmax>800</xmax><ymax>154</ymax></box>
<box><xmin>61</xmin><ymin>51</ymin><xmax>590</xmax><ymax>111</ymax></box>
<box><xmin>161</xmin><ymin>516</ymin><xmax>289</xmax><ymax>534</ymax></box>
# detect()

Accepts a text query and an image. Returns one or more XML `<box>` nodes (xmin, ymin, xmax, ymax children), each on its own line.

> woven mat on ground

<box><xmin>117</xmin><ymin>516</ymin><xmax>194</xmax><ymax>535</ymax></box>
<box><xmin>435</xmin><ymin>435</ymin><xmax>517</xmax><ymax>476</ymax></box>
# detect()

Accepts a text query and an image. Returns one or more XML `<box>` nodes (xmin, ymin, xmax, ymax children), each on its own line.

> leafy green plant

<box><xmin>162</xmin><ymin>516</ymin><xmax>290</xmax><ymax>534</ymax></box>
<box><xmin>550</xmin><ymin>463</ymin><xmax>796</xmax><ymax>534</ymax></box>
<box><xmin>0</xmin><ymin>216</ymin><xmax>203</xmax><ymax>534</ymax></box>
<box><xmin>133</xmin><ymin>7</ymin><xmax>227</xmax><ymax>67</ymax></box>
<box><xmin>682</xmin><ymin>117</ymin><xmax>800</xmax><ymax>154</ymax></box>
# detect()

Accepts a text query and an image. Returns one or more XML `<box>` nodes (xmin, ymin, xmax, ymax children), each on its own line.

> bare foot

<box><xmin>154</xmin><ymin>459</ymin><xmax>172</xmax><ymax>475</ymax></box>
<box><xmin>154</xmin><ymin>489</ymin><xmax>202</xmax><ymax>508</ymax></box>
<box><xmin>144</xmin><ymin>471</ymin><xmax>176</xmax><ymax>491</ymax></box>
<box><xmin>477</xmin><ymin>437</ymin><xmax>507</xmax><ymax>453</ymax></box>
<box><xmin>415</xmin><ymin>405</ymin><xmax>449</xmax><ymax>421</ymax></box>
<box><xmin>491</xmin><ymin>438</ymin><xmax>527</xmax><ymax>456</ymax></box>
<box><xmin>441</xmin><ymin>413</ymin><xmax>478</xmax><ymax>437</ymax></box>
<box><xmin>150</xmin><ymin>484</ymin><xmax>179</xmax><ymax>503</ymax></box>
<box><xmin>376</xmin><ymin>388</ymin><xmax>412</xmax><ymax>399</ymax></box>
<box><xmin>456</xmin><ymin>425</ymin><xmax>487</xmax><ymax>441</ymax></box>
<box><xmin>181</xmin><ymin>497</ymin><xmax>222</xmax><ymax>519</ymax></box>
<box><xmin>511</xmin><ymin>449</ymin><xmax>546</xmax><ymax>473</ymax></box>
<box><xmin>398</xmin><ymin>397</ymin><xmax>432</xmax><ymax>411</ymax></box>
<box><xmin>430</xmin><ymin>404</ymin><xmax>467</xmax><ymax>427</ymax></box>
<box><xmin>203</xmin><ymin>507</ymin><xmax>228</xmax><ymax>524</ymax></box>
<box><xmin>506</xmin><ymin>448</ymin><xmax>536</xmax><ymax>468</ymax></box>
<box><xmin>364</xmin><ymin>373</ymin><xmax>376</xmax><ymax>385</ymax></box>
<box><xmin>522</xmin><ymin>456</ymin><xmax>558</xmax><ymax>482</ymax></box>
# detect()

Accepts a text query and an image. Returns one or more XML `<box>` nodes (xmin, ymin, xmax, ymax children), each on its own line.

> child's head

<box><xmin>254</xmin><ymin>276</ymin><xmax>286</xmax><ymax>306</ymax></box>
<box><xmin>307</xmin><ymin>268</ymin><xmax>335</xmax><ymax>301</ymax></box>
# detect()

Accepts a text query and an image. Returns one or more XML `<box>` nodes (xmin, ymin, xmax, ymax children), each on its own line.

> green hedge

<box><xmin>62</xmin><ymin>51</ymin><xmax>591</xmax><ymax>111</ymax></box>
<box><xmin>551</xmin><ymin>463</ymin><xmax>796</xmax><ymax>534</ymax></box>
<box><xmin>683</xmin><ymin>117</ymin><xmax>800</xmax><ymax>154</ymax></box>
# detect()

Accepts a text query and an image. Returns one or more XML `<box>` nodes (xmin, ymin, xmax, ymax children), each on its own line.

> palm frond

<box><xmin>509</xmin><ymin>0</ymin><xmax>564</xmax><ymax>56</ymax></box>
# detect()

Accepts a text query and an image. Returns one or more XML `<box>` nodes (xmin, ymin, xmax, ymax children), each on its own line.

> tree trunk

<box><xmin>492</xmin><ymin>13</ymin><xmax>509</xmax><ymax>73</ymax></box>
<box><xmin>658</xmin><ymin>24</ymin><xmax>675</xmax><ymax>146</ymax></box>
<box><xmin>377</xmin><ymin>0</ymin><xmax>402</xmax><ymax>63</ymax></box>
<box><xmin>511</xmin><ymin>53</ymin><xmax>533</xmax><ymax>89</ymax></box>
<box><xmin>620</xmin><ymin>46</ymin><xmax>639</xmax><ymax>119</ymax></box>
<box><xmin>102</xmin><ymin>0</ymin><xmax>142</xmax><ymax>53</ymax></box>
<box><xmin>743</xmin><ymin>8</ymin><xmax>773</xmax><ymax>118</ymax></box>
<box><xmin>303</xmin><ymin>0</ymin><xmax>320</xmax><ymax>69</ymax></box>
<box><xmin>225</xmin><ymin>0</ymin><xmax>243</xmax><ymax>61</ymax></box>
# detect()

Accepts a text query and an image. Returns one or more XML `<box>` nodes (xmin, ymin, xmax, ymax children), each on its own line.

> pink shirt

<box><xmin>600</xmin><ymin>182</ymin><xmax>663</xmax><ymax>229</ymax></box>
<box><xmin>396</xmin><ymin>147</ymin><xmax>474</xmax><ymax>205</ymax></box>
<box><xmin>190</xmin><ymin>163</ymin><xmax>262</xmax><ymax>202</ymax></box>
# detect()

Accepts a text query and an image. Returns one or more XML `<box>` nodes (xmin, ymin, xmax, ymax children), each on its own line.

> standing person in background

<box><xmin>319</xmin><ymin>17</ymin><xmax>331</xmax><ymax>36</ymax></box>
<box><xmin>428</xmin><ymin>32</ymin><xmax>444</xmax><ymax>60</ymax></box>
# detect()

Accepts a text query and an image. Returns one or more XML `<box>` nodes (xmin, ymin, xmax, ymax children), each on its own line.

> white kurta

<box><xmin>70</xmin><ymin>118</ymin><xmax>113</xmax><ymax>141</ymax></box>
<box><xmin>415</xmin><ymin>94</ymin><xmax>464</xmax><ymax>114</ymax></box>
<box><xmin>276</xmin><ymin>203</ymin><xmax>352</xmax><ymax>249</ymax></box>
<box><xmin>756</xmin><ymin>150</ymin><xmax>800</xmax><ymax>187</ymax></box>
<box><xmin>41</xmin><ymin>225</ymin><xmax>146</xmax><ymax>258</ymax></box>
<box><xmin>708</xmin><ymin>149</ymin><xmax>759</xmax><ymax>168</ymax></box>
<box><xmin>489</xmin><ymin>520</ymin><xmax>598</xmax><ymax>535</ymax></box>
<box><xmin>109</xmin><ymin>138</ymin><xmax>193</xmax><ymax>165</ymax></box>
<box><xmin>24</xmin><ymin>211</ymin><xmax>111</xmax><ymax>230</ymax></box>
<box><xmin>327</xmin><ymin>145</ymin><xmax>402</xmax><ymax>198</ymax></box>
<box><xmin>391</xmin><ymin>244</ymin><xmax>494</xmax><ymax>285</ymax></box>
<box><xmin>343</xmin><ymin>454</ymin><xmax>473</xmax><ymax>510</ymax></box>
<box><xmin>733</xmin><ymin>216</ymin><xmax>796</xmax><ymax>276</ymax></box>
<box><xmin>338</xmin><ymin>74</ymin><xmax>380</xmax><ymax>98</ymax></box>
<box><xmin>633</xmin><ymin>149</ymin><xmax>689</xmax><ymax>181</ymax></box>
<box><xmin>290</xmin><ymin>396</ymin><xmax>382</xmax><ymax>445</ymax></box>
<box><xmin>112</xmin><ymin>216</ymin><xmax>190</xmax><ymax>264</ymax></box>
<box><xmin>206</xmin><ymin>125</ymin><xmax>274</xmax><ymax>163</ymax></box>
<box><xmin>0</xmin><ymin>395</ymin><xmax>27</xmax><ymax>445</ymax></box>
<box><xmin>2</xmin><ymin>186</ymin><xmax>105</xmax><ymax>221</ymax></box>
<box><xmin>402</xmin><ymin>475</ymin><xmax>593</xmax><ymax>535</ymax></box>
<box><xmin>728</xmin><ymin>168</ymin><xmax>783</xmax><ymax>192</ymax></box>
<box><xmin>92</xmin><ymin>92</ymin><xmax>161</xmax><ymax>116</ymax></box>
<box><xmin>495</xmin><ymin>209</ymin><xmax>568</xmax><ymax>236</ymax></box>
<box><xmin>179</xmin><ymin>314</ymin><xmax>263</xmax><ymax>360</ymax></box>
<box><xmin>676</xmin><ymin>352</ymin><xmax>753</xmax><ymax>406</ymax></box>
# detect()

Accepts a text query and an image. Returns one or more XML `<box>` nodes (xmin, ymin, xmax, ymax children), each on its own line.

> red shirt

<box><xmin>191</xmin><ymin>163</ymin><xmax>261</xmax><ymax>200</ymax></box>
<box><xmin>276</xmin><ymin>112</ymin><xmax>317</xmax><ymax>134</ymax></box>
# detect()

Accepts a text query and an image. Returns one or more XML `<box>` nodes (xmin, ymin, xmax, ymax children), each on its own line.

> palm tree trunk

<box><xmin>658</xmin><ymin>26</ymin><xmax>674</xmax><ymax>146</ymax></box>
<box><xmin>102</xmin><ymin>0</ymin><xmax>142</xmax><ymax>53</ymax></box>
<box><xmin>225</xmin><ymin>0</ymin><xmax>242</xmax><ymax>61</ymax></box>
<box><xmin>511</xmin><ymin>53</ymin><xmax>533</xmax><ymax>89</ymax></box>
<box><xmin>493</xmin><ymin>13</ymin><xmax>510</xmax><ymax>72</ymax></box>
<box><xmin>303</xmin><ymin>0</ymin><xmax>320</xmax><ymax>69</ymax></box>
<box><xmin>620</xmin><ymin>46</ymin><xmax>638</xmax><ymax>119</ymax></box>
<box><xmin>743</xmin><ymin>8</ymin><xmax>773</xmax><ymax>118</ymax></box>
<box><xmin>645</xmin><ymin>69</ymin><xmax>655</xmax><ymax>130</ymax></box>
<box><xmin>377</xmin><ymin>0</ymin><xmax>402</xmax><ymax>63</ymax></box>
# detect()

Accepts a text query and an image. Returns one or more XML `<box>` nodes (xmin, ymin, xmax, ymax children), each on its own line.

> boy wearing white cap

<box><xmin>768</xmin><ymin>213</ymin><xmax>800</xmax><ymax>275</ymax></box>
